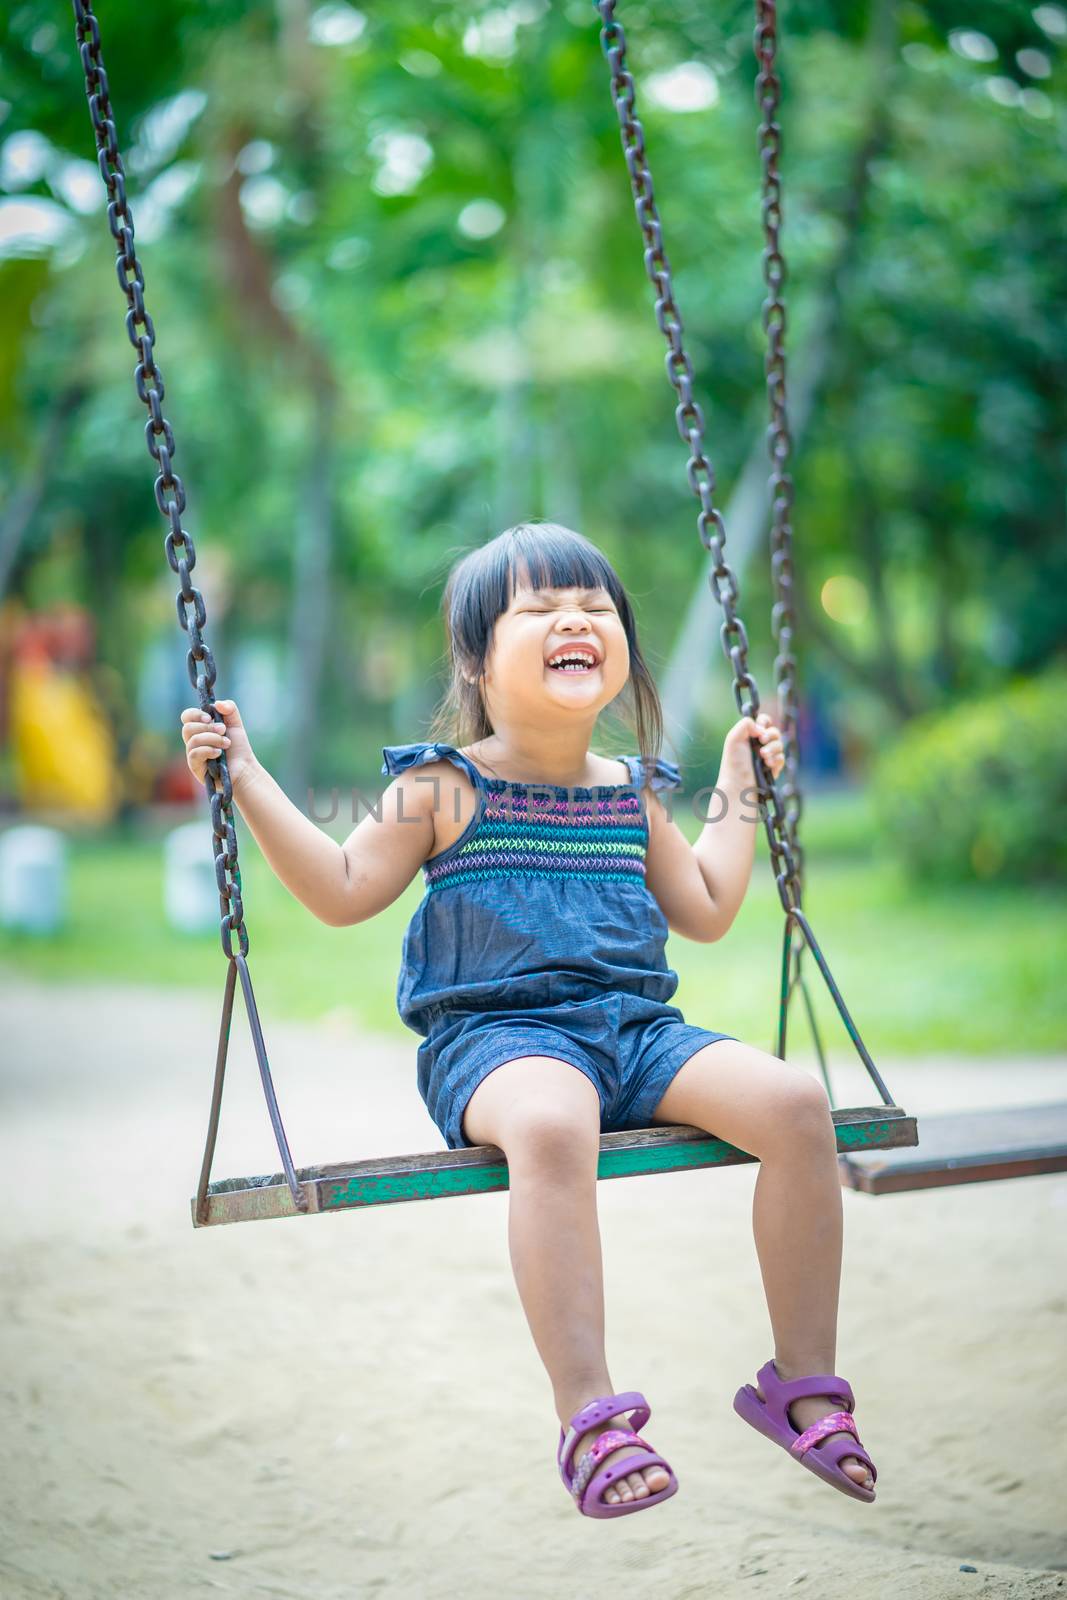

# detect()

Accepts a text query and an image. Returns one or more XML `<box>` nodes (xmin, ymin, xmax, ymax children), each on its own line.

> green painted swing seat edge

<box><xmin>192</xmin><ymin>1107</ymin><xmax>918</xmax><ymax>1226</ymax></box>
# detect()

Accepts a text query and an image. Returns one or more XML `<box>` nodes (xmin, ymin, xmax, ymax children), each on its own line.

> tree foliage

<box><xmin>0</xmin><ymin>0</ymin><xmax>1063</xmax><ymax>788</ymax></box>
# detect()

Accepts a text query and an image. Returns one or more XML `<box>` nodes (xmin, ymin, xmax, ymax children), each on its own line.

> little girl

<box><xmin>180</xmin><ymin>520</ymin><xmax>877</xmax><ymax>1519</ymax></box>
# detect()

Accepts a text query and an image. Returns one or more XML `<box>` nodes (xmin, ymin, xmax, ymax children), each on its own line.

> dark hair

<box><xmin>425</xmin><ymin>520</ymin><xmax>665</xmax><ymax>766</ymax></box>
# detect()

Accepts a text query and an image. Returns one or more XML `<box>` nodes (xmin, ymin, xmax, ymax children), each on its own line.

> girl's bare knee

<box><xmin>505</xmin><ymin>1100</ymin><xmax>600</xmax><ymax>1176</ymax></box>
<box><xmin>764</xmin><ymin>1070</ymin><xmax>835</xmax><ymax>1153</ymax></box>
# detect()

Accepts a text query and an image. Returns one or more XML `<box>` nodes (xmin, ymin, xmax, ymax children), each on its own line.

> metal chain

<box><xmin>595</xmin><ymin>0</ymin><xmax>803</xmax><ymax>916</ymax></box>
<box><xmin>71</xmin><ymin>0</ymin><xmax>248</xmax><ymax>961</ymax></box>
<box><xmin>755</xmin><ymin>0</ymin><xmax>804</xmax><ymax>896</ymax></box>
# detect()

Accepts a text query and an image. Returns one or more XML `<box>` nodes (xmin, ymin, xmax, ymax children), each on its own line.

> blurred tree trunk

<box><xmin>660</xmin><ymin>0</ymin><xmax>899</xmax><ymax>763</ymax></box>
<box><xmin>212</xmin><ymin>0</ymin><xmax>339</xmax><ymax>800</ymax></box>
<box><xmin>544</xmin><ymin>400</ymin><xmax>583</xmax><ymax>532</ymax></box>
<box><xmin>928</xmin><ymin>508</ymin><xmax>961</xmax><ymax>696</ymax></box>
<box><xmin>790</xmin><ymin>563</ymin><xmax>911</xmax><ymax>715</ymax></box>
<box><xmin>657</xmin><ymin>334</ymin><xmax>827</xmax><ymax>751</ymax></box>
<box><xmin>286</xmin><ymin>384</ymin><xmax>336</xmax><ymax>798</ymax></box>
<box><xmin>276</xmin><ymin>0</ymin><xmax>338</xmax><ymax>800</ymax></box>
<box><xmin>493</xmin><ymin>119</ymin><xmax>542</xmax><ymax>529</ymax></box>
<box><xmin>805</xmin><ymin>358</ymin><xmax>916</xmax><ymax>723</ymax></box>
<box><xmin>853</xmin><ymin>473</ymin><xmax>917</xmax><ymax>719</ymax></box>
<box><xmin>0</xmin><ymin>385</ymin><xmax>83</xmax><ymax>602</ymax></box>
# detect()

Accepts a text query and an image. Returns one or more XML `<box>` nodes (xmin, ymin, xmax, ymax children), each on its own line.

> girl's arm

<box><xmin>180</xmin><ymin>698</ymin><xmax>437</xmax><ymax>926</ymax></box>
<box><xmin>644</xmin><ymin>714</ymin><xmax>784</xmax><ymax>943</ymax></box>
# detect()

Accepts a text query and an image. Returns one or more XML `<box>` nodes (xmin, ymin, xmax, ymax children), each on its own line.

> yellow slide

<box><xmin>9</xmin><ymin>656</ymin><xmax>118</xmax><ymax>823</ymax></box>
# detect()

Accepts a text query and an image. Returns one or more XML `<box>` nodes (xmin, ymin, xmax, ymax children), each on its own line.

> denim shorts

<box><xmin>416</xmin><ymin>991</ymin><xmax>738</xmax><ymax>1151</ymax></box>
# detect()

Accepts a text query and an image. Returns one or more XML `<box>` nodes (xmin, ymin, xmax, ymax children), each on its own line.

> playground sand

<box><xmin>1</xmin><ymin>969</ymin><xmax>1064</xmax><ymax>1600</ymax></box>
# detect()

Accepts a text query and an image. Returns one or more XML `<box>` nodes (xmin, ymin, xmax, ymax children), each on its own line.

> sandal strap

<box><xmin>789</xmin><ymin>1410</ymin><xmax>857</xmax><ymax>1457</ymax></box>
<box><xmin>570</xmin><ymin>1429</ymin><xmax>654</xmax><ymax>1502</ymax></box>
<box><xmin>756</xmin><ymin>1359</ymin><xmax>855</xmax><ymax>1414</ymax></box>
<box><xmin>567</xmin><ymin>1390</ymin><xmax>650</xmax><ymax>1437</ymax></box>
<box><xmin>558</xmin><ymin>1390</ymin><xmax>651</xmax><ymax>1478</ymax></box>
<box><xmin>818</xmin><ymin>1433</ymin><xmax>879</xmax><ymax>1485</ymax></box>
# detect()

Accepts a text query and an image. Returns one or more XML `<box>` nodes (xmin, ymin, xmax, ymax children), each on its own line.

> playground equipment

<box><xmin>0</xmin><ymin>824</ymin><xmax>68</xmax><ymax>935</ymax></box>
<box><xmin>163</xmin><ymin>820</ymin><xmax>223</xmax><ymax>936</ymax></box>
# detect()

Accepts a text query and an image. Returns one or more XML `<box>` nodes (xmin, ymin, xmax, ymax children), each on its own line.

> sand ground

<box><xmin>1</xmin><ymin>969</ymin><xmax>1065</xmax><ymax>1600</ymax></box>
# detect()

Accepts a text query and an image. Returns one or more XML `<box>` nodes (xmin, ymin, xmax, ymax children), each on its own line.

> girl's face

<box><xmin>476</xmin><ymin>574</ymin><xmax>631</xmax><ymax>723</ymax></box>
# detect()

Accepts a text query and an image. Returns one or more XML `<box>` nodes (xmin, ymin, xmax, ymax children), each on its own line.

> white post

<box><xmin>163</xmin><ymin>821</ymin><xmax>220</xmax><ymax>935</ymax></box>
<box><xmin>0</xmin><ymin>824</ymin><xmax>68</xmax><ymax>934</ymax></box>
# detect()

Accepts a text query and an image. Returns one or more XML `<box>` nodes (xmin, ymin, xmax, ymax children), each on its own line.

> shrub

<box><xmin>870</xmin><ymin>665</ymin><xmax>1067</xmax><ymax>884</ymax></box>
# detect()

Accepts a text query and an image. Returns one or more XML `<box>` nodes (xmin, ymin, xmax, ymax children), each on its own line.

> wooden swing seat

<box><xmin>839</xmin><ymin>1100</ymin><xmax>1067</xmax><ymax>1195</ymax></box>
<box><xmin>193</xmin><ymin>1105</ymin><xmax>917</xmax><ymax>1226</ymax></box>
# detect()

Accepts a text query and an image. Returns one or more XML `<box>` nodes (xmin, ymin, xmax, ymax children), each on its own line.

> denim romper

<box><xmin>381</xmin><ymin>741</ymin><xmax>737</xmax><ymax>1150</ymax></box>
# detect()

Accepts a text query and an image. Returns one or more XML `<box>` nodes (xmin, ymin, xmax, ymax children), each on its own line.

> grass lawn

<box><xmin>1</xmin><ymin>788</ymin><xmax>1063</xmax><ymax>1061</ymax></box>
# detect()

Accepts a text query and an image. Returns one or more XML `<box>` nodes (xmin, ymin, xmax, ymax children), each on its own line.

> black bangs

<box><xmin>425</xmin><ymin>520</ymin><xmax>665</xmax><ymax>765</ymax></box>
<box><xmin>502</xmin><ymin>524</ymin><xmax>627</xmax><ymax>612</ymax></box>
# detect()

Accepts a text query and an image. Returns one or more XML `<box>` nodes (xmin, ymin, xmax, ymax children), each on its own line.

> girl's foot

<box><xmin>754</xmin><ymin>1369</ymin><xmax>874</xmax><ymax>1491</ymax></box>
<box><xmin>565</xmin><ymin>1414</ymin><xmax>671</xmax><ymax>1507</ymax></box>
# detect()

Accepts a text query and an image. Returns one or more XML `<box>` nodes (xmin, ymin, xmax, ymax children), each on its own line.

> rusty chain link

<box><xmin>71</xmin><ymin>0</ymin><xmax>248</xmax><ymax>961</ymax></box>
<box><xmin>595</xmin><ymin>0</ymin><xmax>803</xmax><ymax>917</ymax></box>
<box><xmin>755</xmin><ymin>0</ymin><xmax>804</xmax><ymax>896</ymax></box>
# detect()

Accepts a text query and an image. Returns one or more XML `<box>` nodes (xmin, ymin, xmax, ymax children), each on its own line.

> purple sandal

<box><xmin>557</xmin><ymin>1391</ymin><xmax>678</xmax><ymax>1518</ymax></box>
<box><xmin>733</xmin><ymin>1359</ymin><xmax>877</xmax><ymax>1503</ymax></box>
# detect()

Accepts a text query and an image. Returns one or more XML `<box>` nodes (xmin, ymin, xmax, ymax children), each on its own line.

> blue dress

<box><xmin>381</xmin><ymin>741</ymin><xmax>737</xmax><ymax>1149</ymax></box>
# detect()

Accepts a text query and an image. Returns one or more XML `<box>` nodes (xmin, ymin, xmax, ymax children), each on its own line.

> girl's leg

<box><xmin>462</xmin><ymin>1055</ymin><xmax>669</xmax><ymax>1506</ymax></box>
<box><xmin>649</xmin><ymin>1039</ymin><xmax>874</xmax><ymax>1490</ymax></box>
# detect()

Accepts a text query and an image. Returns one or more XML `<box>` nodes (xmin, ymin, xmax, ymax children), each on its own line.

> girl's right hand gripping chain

<box><xmin>180</xmin><ymin>699</ymin><xmax>258</xmax><ymax>794</ymax></box>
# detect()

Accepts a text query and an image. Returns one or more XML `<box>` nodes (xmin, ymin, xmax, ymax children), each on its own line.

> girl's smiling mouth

<box><xmin>545</xmin><ymin>646</ymin><xmax>602</xmax><ymax>672</ymax></box>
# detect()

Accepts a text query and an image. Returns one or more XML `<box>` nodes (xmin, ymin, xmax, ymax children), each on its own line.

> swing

<box><xmin>71</xmin><ymin>0</ymin><xmax>924</xmax><ymax>1229</ymax></box>
<box><xmin>839</xmin><ymin>1102</ymin><xmax>1067</xmax><ymax>1195</ymax></box>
